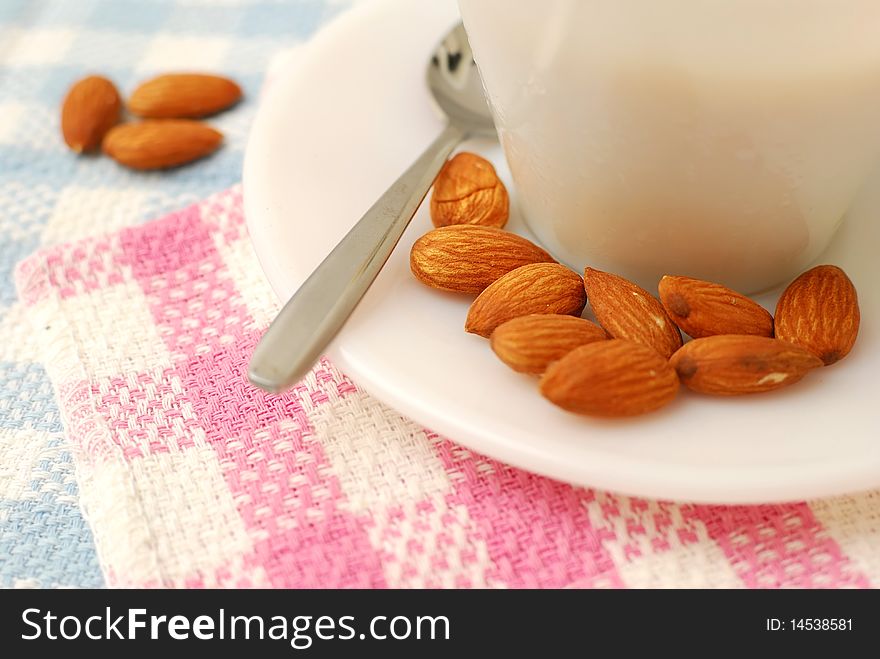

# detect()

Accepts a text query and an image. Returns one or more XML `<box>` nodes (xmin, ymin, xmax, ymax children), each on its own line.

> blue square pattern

<box><xmin>0</xmin><ymin>429</ymin><xmax>103</xmax><ymax>588</ymax></box>
<box><xmin>0</xmin><ymin>235</ymin><xmax>40</xmax><ymax>306</ymax></box>
<box><xmin>63</xmin><ymin>29</ymin><xmax>152</xmax><ymax>74</ymax></box>
<box><xmin>0</xmin><ymin>66</ymin><xmax>49</xmax><ymax>103</ymax></box>
<box><xmin>0</xmin><ymin>178</ymin><xmax>60</xmax><ymax>306</ymax></box>
<box><xmin>163</xmin><ymin>4</ymin><xmax>243</xmax><ymax>35</ymax></box>
<box><xmin>0</xmin><ymin>361</ymin><xmax>64</xmax><ymax>433</ymax></box>
<box><xmin>0</xmin><ymin>0</ymin><xmax>350</xmax><ymax>589</ymax></box>
<box><xmin>29</xmin><ymin>435</ymin><xmax>80</xmax><ymax>499</ymax></box>
<box><xmin>0</xmin><ymin>497</ymin><xmax>103</xmax><ymax>588</ymax></box>
<box><xmin>0</xmin><ymin>0</ymin><xmax>28</xmax><ymax>24</ymax></box>
<box><xmin>9</xmin><ymin>0</ymin><xmax>100</xmax><ymax>27</ymax></box>
<box><xmin>238</xmin><ymin>0</ymin><xmax>340</xmax><ymax>39</ymax></box>
<box><xmin>86</xmin><ymin>0</ymin><xmax>174</xmax><ymax>33</ymax></box>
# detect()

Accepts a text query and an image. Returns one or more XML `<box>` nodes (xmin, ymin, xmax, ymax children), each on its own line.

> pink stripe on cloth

<box><xmin>434</xmin><ymin>436</ymin><xmax>624</xmax><ymax>588</ymax></box>
<box><xmin>13</xmin><ymin>186</ymin><xmax>874</xmax><ymax>588</ymax></box>
<box><xmin>688</xmin><ymin>504</ymin><xmax>869</xmax><ymax>588</ymax></box>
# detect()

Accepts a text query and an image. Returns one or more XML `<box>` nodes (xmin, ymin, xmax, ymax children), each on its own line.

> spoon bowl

<box><xmin>427</xmin><ymin>24</ymin><xmax>496</xmax><ymax>136</ymax></box>
<box><xmin>248</xmin><ymin>23</ymin><xmax>494</xmax><ymax>393</ymax></box>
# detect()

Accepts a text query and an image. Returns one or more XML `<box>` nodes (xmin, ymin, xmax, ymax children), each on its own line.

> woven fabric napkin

<box><xmin>14</xmin><ymin>186</ymin><xmax>880</xmax><ymax>588</ymax></box>
<box><xmin>0</xmin><ymin>0</ymin><xmax>356</xmax><ymax>588</ymax></box>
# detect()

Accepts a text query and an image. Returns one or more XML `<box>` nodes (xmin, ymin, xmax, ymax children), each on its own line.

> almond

<box><xmin>410</xmin><ymin>225</ymin><xmax>555</xmax><ymax>294</ymax></box>
<box><xmin>128</xmin><ymin>73</ymin><xmax>242</xmax><ymax>118</ymax></box>
<box><xmin>540</xmin><ymin>340</ymin><xmax>679</xmax><ymax>417</ymax></box>
<box><xmin>774</xmin><ymin>265</ymin><xmax>860</xmax><ymax>365</ymax></box>
<box><xmin>102</xmin><ymin>120</ymin><xmax>223</xmax><ymax>170</ymax></box>
<box><xmin>658</xmin><ymin>275</ymin><xmax>773</xmax><ymax>338</ymax></box>
<box><xmin>490</xmin><ymin>314</ymin><xmax>607</xmax><ymax>375</ymax></box>
<box><xmin>61</xmin><ymin>75</ymin><xmax>122</xmax><ymax>153</ymax></box>
<box><xmin>465</xmin><ymin>263</ymin><xmax>586</xmax><ymax>338</ymax></box>
<box><xmin>584</xmin><ymin>268</ymin><xmax>682</xmax><ymax>358</ymax></box>
<box><xmin>670</xmin><ymin>335</ymin><xmax>823</xmax><ymax>395</ymax></box>
<box><xmin>430</xmin><ymin>152</ymin><xmax>509</xmax><ymax>228</ymax></box>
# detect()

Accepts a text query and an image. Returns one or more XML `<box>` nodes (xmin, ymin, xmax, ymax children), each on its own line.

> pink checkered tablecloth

<box><xmin>14</xmin><ymin>186</ymin><xmax>880</xmax><ymax>588</ymax></box>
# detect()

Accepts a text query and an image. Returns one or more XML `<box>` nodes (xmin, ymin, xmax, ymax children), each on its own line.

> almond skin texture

<box><xmin>670</xmin><ymin>335</ymin><xmax>823</xmax><ymax>396</ymax></box>
<box><xmin>465</xmin><ymin>263</ymin><xmax>586</xmax><ymax>338</ymax></box>
<box><xmin>658</xmin><ymin>275</ymin><xmax>774</xmax><ymax>338</ymax></box>
<box><xmin>540</xmin><ymin>340</ymin><xmax>679</xmax><ymax>417</ymax></box>
<box><xmin>490</xmin><ymin>314</ymin><xmax>607</xmax><ymax>375</ymax></box>
<box><xmin>584</xmin><ymin>268</ymin><xmax>682</xmax><ymax>358</ymax></box>
<box><xmin>774</xmin><ymin>265</ymin><xmax>860</xmax><ymax>366</ymax></box>
<box><xmin>430</xmin><ymin>152</ymin><xmax>509</xmax><ymax>228</ymax></box>
<box><xmin>410</xmin><ymin>225</ymin><xmax>555</xmax><ymax>294</ymax></box>
<box><xmin>61</xmin><ymin>75</ymin><xmax>122</xmax><ymax>153</ymax></box>
<box><xmin>128</xmin><ymin>73</ymin><xmax>242</xmax><ymax>118</ymax></box>
<box><xmin>102</xmin><ymin>120</ymin><xmax>223</xmax><ymax>170</ymax></box>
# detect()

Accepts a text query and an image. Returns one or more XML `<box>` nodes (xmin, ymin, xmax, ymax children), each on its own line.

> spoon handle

<box><xmin>248</xmin><ymin>122</ymin><xmax>466</xmax><ymax>393</ymax></box>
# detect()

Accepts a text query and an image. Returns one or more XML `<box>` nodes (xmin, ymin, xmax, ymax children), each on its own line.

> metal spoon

<box><xmin>248</xmin><ymin>23</ymin><xmax>495</xmax><ymax>393</ymax></box>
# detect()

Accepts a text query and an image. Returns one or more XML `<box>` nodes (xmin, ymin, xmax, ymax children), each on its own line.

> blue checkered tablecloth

<box><xmin>0</xmin><ymin>0</ymin><xmax>348</xmax><ymax>588</ymax></box>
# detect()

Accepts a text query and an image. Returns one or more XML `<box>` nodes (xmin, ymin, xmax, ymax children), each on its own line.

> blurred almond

<box><xmin>61</xmin><ymin>75</ymin><xmax>122</xmax><ymax>153</ymax></box>
<box><xmin>490</xmin><ymin>314</ymin><xmax>607</xmax><ymax>375</ymax></box>
<box><xmin>540</xmin><ymin>340</ymin><xmax>679</xmax><ymax>417</ymax></box>
<box><xmin>128</xmin><ymin>73</ymin><xmax>242</xmax><ymax>118</ymax></box>
<box><xmin>466</xmin><ymin>263</ymin><xmax>585</xmax><ymax>338</ymax></box>
<box><xmin>670</xmin><ymin>335</ymin><xmax>823</xmax><ymax>395</ymax></box>
<box><xmin>410</xmin><ymin>225</ymin><xmax>554</xmax><ymax>294</ymax></box>
<box><xmin>658</xmin><ymin>275</ymin><xmax>773</xmax><ymax>338</ymax></box>
<box><xmin>102</xmin><ymin>120</ymin><xmax>222</xmax><ymax>170</ymax></box>
<box><xmin>774</xmin><ymin>265</ymin><xmax>860</xmax><ymax>366</ymax></box>
<box><xmin>430</xmin><ymin>152</ymin><xmax>509</xmax><ymax>228</ymax></box>
<box><xmin>584</xmin><ymin>268</ymin><xmax>682</xmax><ymax>358</ymax></box>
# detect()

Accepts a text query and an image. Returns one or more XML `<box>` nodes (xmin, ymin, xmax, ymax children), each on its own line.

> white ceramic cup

<box><xmin>458</xmin><ymin>0</ymin><xmax>880</xmax><ymax>292</ymax></box>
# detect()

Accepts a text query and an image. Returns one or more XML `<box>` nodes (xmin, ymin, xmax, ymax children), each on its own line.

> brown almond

<box><xmin>410</xmin><ymin>225</ymin><xmax>555</xmax><ymax>294</ymax></box>
<box><xmin>584</xmin><ymin>268</ymin><xmax>682</xmax><ymax>358</ymax></box>
<box><xmin>430</xmin><ymin>152</ymin><xmax>509</xmax><ymax>228</ymax></box>
<box><xmin>670</xmin><ymin>335</ymin><xmax>823</xmax><ymax>395</ymax></box>
<box><xmin>774</xmin><ymin>265</ymin><xmax>860</xmax><ymax>365</ymax></box>
<box><xmin>61</xmin><ymin>75</ymin><xmax>122</xmax><ymax>153</ymax></box>
<box><xmin>128</xmin><ymin>73</ymin><xmax>242</xmax><ymax>118</ymax></box>
<box><xmin>540</xmin><ymin>340</ymin><xmax>679</xmax><ymax>417</ymax></box>
<box><xmin>102</xmin><ymin>120</ymin><xmax>223</xmax><ymax>170</ymax></box>
<box><xmin>490</xmin><ymin>314</ymin><xmax>607</xmax><ymax>375</ymax></box>
<box><xmin>465</xmin><ymin>263</ymin><xmax>585</xmax><ymax>338</ymax></box>
<box><xmin>658</xmin><ymin>275</ymin><xmax>773</xmax><ymax>338</ymax></box>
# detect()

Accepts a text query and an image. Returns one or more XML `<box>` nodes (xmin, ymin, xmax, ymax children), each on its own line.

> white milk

<box><xmin>458</xmin><ymin>0</ymin><xmax>880</xmax><ymax>292</ymax></box>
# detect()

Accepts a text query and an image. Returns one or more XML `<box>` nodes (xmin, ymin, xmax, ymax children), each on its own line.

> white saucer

<box><xmin>243</xmin><ymin>0</ymin><xmax>880</xmax><ymax>503</ymax></box>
